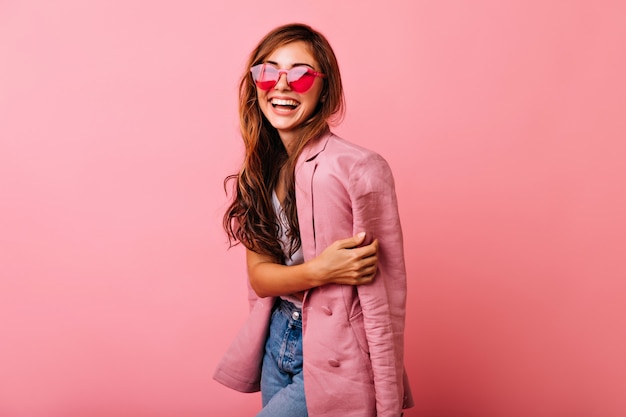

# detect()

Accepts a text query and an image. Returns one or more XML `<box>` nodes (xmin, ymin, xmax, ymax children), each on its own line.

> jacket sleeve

<box><xmin>212</xmin><ymin>284</ymin><xmax>275</xmax><ymax>393</ymax></box>
<box><xmin>350</xmin><ymin>153</ymin><xmax>408</xmax><ymax>417</ymax></box>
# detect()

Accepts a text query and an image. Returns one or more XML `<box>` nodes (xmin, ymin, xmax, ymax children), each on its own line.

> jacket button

<box><xmin>321</xmin><ymin>306</ymin><xmax>332</xmax><ymax>315</ymax></box>
<box><xmin>328</xmin><ymin>359</ymin><xmax>340</xmax><ymax>367</ymax></box>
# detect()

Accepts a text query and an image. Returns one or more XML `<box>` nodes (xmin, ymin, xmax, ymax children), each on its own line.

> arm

<box><xmin>351</xmin><ymin>155</ymin><xmax>408</xmax><ymax>417</ymax></box>
<box><xmin>247</xmin><ymin>232</ymin><xmax>378</xmax><ymax>298</ymax></box>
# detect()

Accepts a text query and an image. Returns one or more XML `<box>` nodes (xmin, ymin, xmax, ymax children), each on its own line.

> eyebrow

<box><xmin>266</xmin><ymin>60</ymin><xmax>315</xmax><ymax>69</ymax></box>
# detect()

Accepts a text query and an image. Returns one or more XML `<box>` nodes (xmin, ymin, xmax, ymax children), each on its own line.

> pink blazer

<box><xmin>214</xmin><ymin>131</ymin><xmax>413</xmax><ymax>416</ymax></box>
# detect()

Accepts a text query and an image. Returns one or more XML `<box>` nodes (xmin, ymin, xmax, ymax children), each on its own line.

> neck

<box><xmin>278</xmin><ymin>131</ymin><xmax>299</xmax><ymax>157</ymax></box>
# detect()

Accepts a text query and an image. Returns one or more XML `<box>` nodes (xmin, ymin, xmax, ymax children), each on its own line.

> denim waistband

<box><xmin>276</xmin><ymin>298</ymin><xmax>303</xmax><ymax>327</ymax></box>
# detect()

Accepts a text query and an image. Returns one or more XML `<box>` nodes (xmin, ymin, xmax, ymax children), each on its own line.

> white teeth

<box><xmin>271</xmin><ymin>98</ymin><xmax>299</xmax><ymax>106</ymax></box>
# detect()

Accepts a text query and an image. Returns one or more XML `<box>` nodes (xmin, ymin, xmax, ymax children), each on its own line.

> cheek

<box><xmin>256</xmin><ymin>90</ymin><xmax>271</xmax><ymax>116</ymax></box>
<box><xmin>256</xmin><ymin>89</ymin><xmax>266</xmax><ymax>103</ymax></box>
<box><xmin>311</xmin><ymin>82</ymin><xmax>324</xmax><ymax>104</ymax></box>
<box><xmin>303</xmin><ymin>88</ymin><xmax>323</xmax><ymax>113</ymax></box>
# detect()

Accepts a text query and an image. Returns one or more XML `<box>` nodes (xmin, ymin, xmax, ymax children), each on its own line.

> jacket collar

<box><xmin>298</xmin><ymin>127</ymin><xmax>332</xmax><ymax>164</ymax></box>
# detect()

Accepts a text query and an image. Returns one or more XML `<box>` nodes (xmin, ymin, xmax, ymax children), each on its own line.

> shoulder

<box><xmin>323</xmin><ymin>133</ymin><xmax>395</xmax><ymax>190</ymax></box>
<box><xmin>323</xmin><ymin>133</ymin><xmax>390</xmax><ymax>168</ymax></box>
<box><xmin>325</xmin><ymin>133</ymin><xmax>379</xmax><ymax>157</ymax></box>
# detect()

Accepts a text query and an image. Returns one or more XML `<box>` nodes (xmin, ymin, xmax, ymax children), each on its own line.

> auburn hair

<box><xmin>223</xmin><ymin>23</ymin><xmax>345</xmax><ymax>262</ymax></box>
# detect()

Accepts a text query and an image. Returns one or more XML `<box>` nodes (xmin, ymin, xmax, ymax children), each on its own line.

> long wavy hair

<box><xmin>223</xmin><ymin>23</ymin><xmax>345</xmax><ymax>262</ymax></box>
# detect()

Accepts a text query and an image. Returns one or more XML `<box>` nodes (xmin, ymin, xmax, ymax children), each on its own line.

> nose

<box><xmin>274</xmin><ymin>71</ymin><xmax>290</xmax><ymax>90</ymax></box>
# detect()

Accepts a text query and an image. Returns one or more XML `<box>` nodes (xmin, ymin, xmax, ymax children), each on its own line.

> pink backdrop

<box><xmin>1</xmin><ymin>1</ymin><xmax>625</xmax><ymax>416</ymax></box>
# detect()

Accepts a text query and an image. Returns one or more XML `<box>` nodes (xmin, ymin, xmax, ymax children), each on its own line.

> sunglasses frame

<box><xmin>250</xmin><ymin>63</ymin><xmax>326</xmax><ymax>93</ymax></box>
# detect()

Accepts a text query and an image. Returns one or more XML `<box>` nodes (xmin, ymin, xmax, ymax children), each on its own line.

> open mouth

<box><xmin>270</xmin><ymin>98</ymin><xmax>299</xmax><ymax>110</ymax></box>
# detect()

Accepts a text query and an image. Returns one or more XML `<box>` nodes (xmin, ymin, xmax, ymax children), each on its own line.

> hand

<box><xmin>312</xmin><ymin>232</ymin><xmax>379</xmax><ymax>286</ymax></box>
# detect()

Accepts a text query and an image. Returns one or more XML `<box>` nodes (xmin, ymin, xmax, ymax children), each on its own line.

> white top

<box><xmin>272</xmin><ymin>191</ymin><xmax>304</xmax><ymax>308</ymax></box>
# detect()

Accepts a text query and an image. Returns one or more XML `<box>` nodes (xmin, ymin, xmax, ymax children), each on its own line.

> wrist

<box><xmin>305</xmin><ymin>257</ymin><xmax>323</xmax><ymax>288</ymax></box>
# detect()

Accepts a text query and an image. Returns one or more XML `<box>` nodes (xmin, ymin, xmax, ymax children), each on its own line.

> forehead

<box><xmin>265</xmin><ymin>41</ymin><xmax>318</xmax><ymax>68</ymax></box>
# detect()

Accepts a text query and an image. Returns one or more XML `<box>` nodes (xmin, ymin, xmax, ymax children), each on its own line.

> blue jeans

<box><xmin>257</xmin><ymin>299</ymin><xmax>308</xmax><ymax>417</ymax></box>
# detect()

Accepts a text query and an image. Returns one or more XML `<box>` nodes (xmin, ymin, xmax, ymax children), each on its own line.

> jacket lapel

<box><xmin>294</xmin><ymin>131</ymin><xmax>331</xmax><ymax>260</ymax></box>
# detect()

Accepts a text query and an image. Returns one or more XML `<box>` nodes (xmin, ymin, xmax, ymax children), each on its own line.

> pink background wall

<box><xmin>1</xmin><ymin>1</ymin><xmax>625</xmax><ymax>416</ymax></box>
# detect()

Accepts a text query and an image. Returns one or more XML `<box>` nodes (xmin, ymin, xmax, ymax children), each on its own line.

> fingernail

<box><xmin>357</xmin><ymin>232</ymin><xmax>365</xmax><ymax>238</ymax></box>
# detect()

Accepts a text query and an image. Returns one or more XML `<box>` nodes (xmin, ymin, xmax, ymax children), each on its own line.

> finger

<box><xmin>359</xmin><ymin>255</ymin><xmax>378</xmax><ymax>268</ymax></box>
<box><xmin>359</xmin><ymin>263</ymin><xmax>377</xmax><ymax>276</ymax></box>
<box><xmin>352</xmin><ymin>243</ymin><xmax>378</xmax><ymax>258</ymax></box>
<box><xmin>355</xmin><ymin>272</ymin><xmax>375</xmax><ymax>284</ymax></box>
<box><xmin>334</xmin><ymin>232</ymin><xmax>366</xmax><ymax>250</ymax></box>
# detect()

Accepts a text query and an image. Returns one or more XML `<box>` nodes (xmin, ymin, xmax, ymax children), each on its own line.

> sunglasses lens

<box><xmin>287</xmin><ymin>67</ymin><xmax>316</xmax><ymax>93</ymax></box>
<box><xmin>251</xmin><ymin>64</ymin><xmax>278</xmax><ymax>90</ymax></box>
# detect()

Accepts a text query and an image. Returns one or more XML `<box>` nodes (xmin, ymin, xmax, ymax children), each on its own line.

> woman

<box><xmin>214</xmin><ymin>23</ymin><xmax>413</xmax><ymax>417</ymax></box>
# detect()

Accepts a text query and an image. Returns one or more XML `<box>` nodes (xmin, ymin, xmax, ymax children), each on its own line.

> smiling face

<box><xmin>256</xmin><ymin>41</ymin><xmax>324</xmax><ymax>151</ymax></box>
